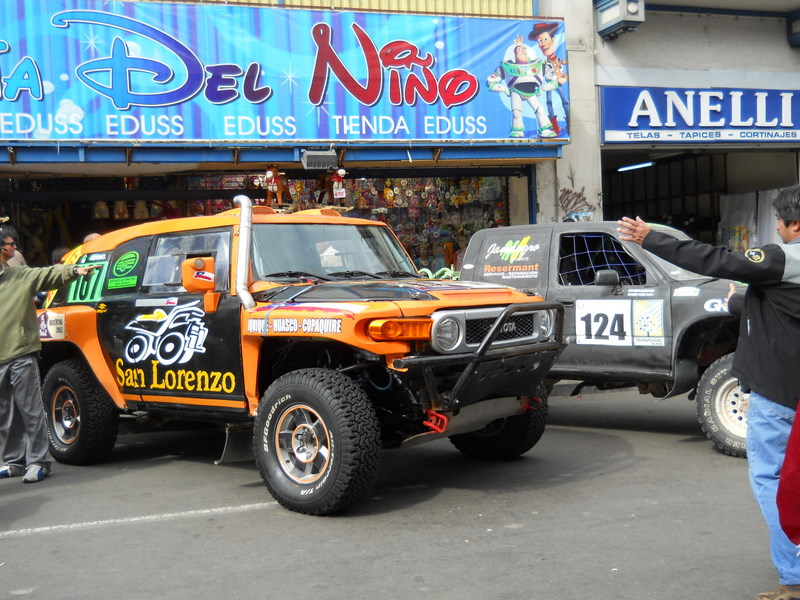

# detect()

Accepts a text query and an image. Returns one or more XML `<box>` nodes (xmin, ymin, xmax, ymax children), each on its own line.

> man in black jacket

<box><xmin>618</xmin><ymin>186</ymin><xmax>800</xmax><ymax>600</ymax></box>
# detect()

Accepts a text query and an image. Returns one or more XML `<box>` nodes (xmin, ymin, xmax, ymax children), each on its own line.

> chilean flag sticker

<box><xmin>193</xmin><ymin>271</ymin><xmax>214</xmax><ymax>281</ymax></box>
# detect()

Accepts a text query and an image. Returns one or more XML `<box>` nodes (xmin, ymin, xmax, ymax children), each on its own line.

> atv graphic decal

<box><xmin>122</xmin><ymin>301</ymin><xmax>208</xmax><ymax>365</ymax></box>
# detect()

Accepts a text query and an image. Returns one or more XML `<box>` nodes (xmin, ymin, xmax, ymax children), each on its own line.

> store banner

<box><xmin>602</xmin><ymin>86</ymin><xmax>799</xmax><ymax>143</ymax></box>
<box><xmin>0</xmin><ymin>1</ymin><xmax>570</xmax><ymax>144</ymax></box>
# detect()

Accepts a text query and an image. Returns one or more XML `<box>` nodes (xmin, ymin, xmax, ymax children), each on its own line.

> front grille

<box><xmin>465</xmin><ymin>313</ymin><xmax>535</xmax><ymax>345</ymax></box>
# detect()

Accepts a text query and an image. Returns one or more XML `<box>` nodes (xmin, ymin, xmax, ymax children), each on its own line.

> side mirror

<box><xmin>594</xmin><ymin>269</ymin><xmax>620</xmax><ymax>287</ymax></box>
<box><xmin>182</xmin><ymin>256</ymin><xmax>216</xmax><ymax>293</ymax></box>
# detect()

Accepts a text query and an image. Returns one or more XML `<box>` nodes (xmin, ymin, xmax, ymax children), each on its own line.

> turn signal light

<box><xmin>368</xmin><ymin>319</ymin><xmax>432</xmax><ymax>341</ymax></box>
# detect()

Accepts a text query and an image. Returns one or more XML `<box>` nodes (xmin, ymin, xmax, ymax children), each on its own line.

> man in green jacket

<box><xmin>0</xmin><ymin>226</ymin><xmax>98</xmax><ymax>483</ymax></box>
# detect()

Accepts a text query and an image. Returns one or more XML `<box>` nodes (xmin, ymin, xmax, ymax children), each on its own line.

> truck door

<box><xmin>550</xmin><ymin>228</ymin><xmax>673</xmax><ymax>378</ymax></box>
<box><xmin>100</xmin><ymin>228</ymin><xmax>247</xmax><ymax>417</ymax></box>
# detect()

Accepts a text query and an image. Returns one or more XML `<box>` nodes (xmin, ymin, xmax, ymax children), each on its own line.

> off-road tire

<box><xmin>696</xmin><ymin>353</ymin><xmax>747</xmax><ymax>458</ymax></box>
<box><xmin>253</xmin><ymin>368</ymin><xmax>381</xmax><ymax>515</ymax></box>
<box><xmin>42</xmin><ymin>359</ymin><xmax>119</xmax><ymax>465</ymax></box>
<box><xmin>449</xmin><ymin>384</ymin><xmax>549</xmax><ymax>460</ymax></box>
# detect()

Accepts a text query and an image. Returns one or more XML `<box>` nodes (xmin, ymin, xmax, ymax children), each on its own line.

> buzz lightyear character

<box><xmin>487</xmin><ymin>35</ymin><xmax>556</xmax><ymax>139</ymax></box>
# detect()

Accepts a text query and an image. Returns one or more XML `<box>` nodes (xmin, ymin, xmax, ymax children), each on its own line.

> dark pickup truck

<box><xmin>459</xmin><ymin>221</ymin><xmax>747</xmax><ymax>457</ymax></box>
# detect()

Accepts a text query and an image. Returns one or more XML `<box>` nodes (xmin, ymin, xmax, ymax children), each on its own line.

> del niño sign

<box><xmin>602</xmin><ymin>86</ymin><xmax>798</xmax><ymax>143</ymax></box>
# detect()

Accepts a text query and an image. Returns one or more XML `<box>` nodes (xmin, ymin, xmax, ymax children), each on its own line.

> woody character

<box><xmin>487</xmin><ymin>34</ymin><xmax>556</xmax><ymax>139</ymax></box>
<box><xmin>529</xmin><ymin>22</ymin><xmax>569</xmax><ymax>135</ymax></box>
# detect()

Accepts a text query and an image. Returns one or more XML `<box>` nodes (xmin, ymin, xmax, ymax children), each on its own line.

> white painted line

<box><xmin>0</xmin><ymin>502</ymin><xmax>277</xmax><ymax>538</ymax></box>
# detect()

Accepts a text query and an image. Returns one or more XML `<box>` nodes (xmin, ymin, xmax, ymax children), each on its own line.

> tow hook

<box><xmin>423</xmin><ymin>409</ymin><xmax>449</xmax><ymax>433</ymax></box>
<box><xmin>522</xmin><ymin>396</ymin><xmax>544</xmax><ymax>411</ymax></box>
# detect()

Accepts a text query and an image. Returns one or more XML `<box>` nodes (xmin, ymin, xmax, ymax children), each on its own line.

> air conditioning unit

<box><xmin>595</xmin><ymin>0</ymin><xmax>645</xmax><ymax>40</ymax></box>
<box><xmin>300</xmin><ymin>149</ymin><xmax>338</xmax><ymax>170</ymax></box>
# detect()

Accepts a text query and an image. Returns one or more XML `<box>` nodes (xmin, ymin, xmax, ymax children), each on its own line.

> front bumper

<box><xmin>392</xmin><ymin>302</ymin><xmax>565</xmax><ymax>413</ymax></box>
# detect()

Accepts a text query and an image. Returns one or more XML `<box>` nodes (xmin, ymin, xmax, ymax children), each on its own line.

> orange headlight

<box><xmin>367</xmin><ymin>318</ymin><xmax>432</xmax><ymax>341</ymax></box>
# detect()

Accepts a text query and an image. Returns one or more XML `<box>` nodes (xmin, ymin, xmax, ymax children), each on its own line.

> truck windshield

<box><xmin>251</xmin><ymin>223</ymin><xmax>418</xmax><ymax>280</ymax></box>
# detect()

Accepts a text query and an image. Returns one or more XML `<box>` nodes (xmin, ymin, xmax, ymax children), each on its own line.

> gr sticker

<box><xmin>575</xmin><ymin>299</ymin><xmax>665</xmax><ymax>347</ymax></box>
<box><xmin>745</xmin><ymin>248</ymin><xmax>765</xmax><ymax>263</ymax></box>
<box><xmin>704</xmin><ymin>298</ymin><xmax>728</xmax><ymax>312</ymax></box>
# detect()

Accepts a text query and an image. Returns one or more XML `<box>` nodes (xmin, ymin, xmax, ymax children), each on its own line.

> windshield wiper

<box><xmin>375</xmin><ymin>269</ymin><xmax>419</xmax><ymax>278</ymax></box>
<box><xmin>327</xmin><ymin>270</ymin><xmax>381</xmax><ymax>279</ymax></box>
<box><xmin>697</xmin><ymin>277</ymin><xmax>720</xmax><ymax>285</ymax></box>
<box><xmin>264</xmin><ymin>271</ymin><xmax>330</xmax><ymax>281</ymax></box>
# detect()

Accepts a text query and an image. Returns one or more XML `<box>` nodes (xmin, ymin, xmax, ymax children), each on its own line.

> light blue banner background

<box><xmin>0</xmin><ymin>0</ymin><xmax>570</xmax><ymax>143</ymax></box>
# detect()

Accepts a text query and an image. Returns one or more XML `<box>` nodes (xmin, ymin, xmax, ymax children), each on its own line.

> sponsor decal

<box><xmin>112</xmin><ymin>251</ymin><xmax>140</xmax><ymax>277</ymax></box>
<box><xmin>115</xmin><ymin>359</ymin><xmax>236</xmax><ymax>394</ymax></box>
<box><xmin>248</xmin><ymin>318</ymin><xmax>267</xmax><ymax>334</ymax></box>
<box><xmin>632</xmin><ymin>300</ymin><xmax>665</xmax><ymax>346</ymax></box>
<box><xmin>703</xmin><ymin>298</ymin><xmax>729</xmax><ymax>312</ymax></box>
<box><xmin>122</xmin><ymin>301</ymin><xmax>208</xmax><ymax>366</ymax></box>
<box><xmin>482</xmin><ymin>263</ymin><xmax>540</xmax><ymax>276</ymax></box>
<box><xmin>193</xmin><ymin>270</ymin><xmax>214</xmax><ymax>281</ymax></box>
<box><xmin>135</xmin><ymin>297</ymin><xmax>179</xmax><ymax>307</ymax></box>
<box><xmin>117</xmin><ymin>301</ymin><xmax>237</xmax><ymax>394</ymax></box>
<box><xmin>108</xmin><ymin>275</ymin><xmax>138</xmax><ymax>289</ymax></box>
<box><xmin>626</xmin><ymin>289</ymin><xmax>656</xmax><ymax>297</ymax></box>
<box><xmin>673</xmin><ymin>287</ymin><xmax>701</xmax><ymax>297</ymax></box>
<box><xmin>268</xmin><ymin>317</ymin><xmax>343</xmax><ymax>334</ymax></box>
<box><xmin>38</xmin><ymin>311</ymin><xmax>65</xmax><ymax>340</ymax></box>
<box><xmin>483</xmin><ymin>237</ymin><xmax>540</xmax><ymax>264</ymax></box>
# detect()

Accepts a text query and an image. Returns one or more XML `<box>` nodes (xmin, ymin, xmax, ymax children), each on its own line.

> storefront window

<box><xmin>2</xmin><ymin>174</ymin><xmax>508</xmax><ymax>267</ymax></box>
<box><xmin>188</xmin><ymin>174</ymin><xmax>509</xmax><ymax>268</ymax></box>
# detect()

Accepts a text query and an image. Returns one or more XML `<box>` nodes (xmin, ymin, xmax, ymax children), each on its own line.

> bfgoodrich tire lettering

<box><xmin>449</xmin><ymin>383</ymin><xmax>549</xmax><ymax>460</ymax></box>
<box><xmin>253</xmin><ymin>368</ymin><xmax>381</xmax><ymax>515</ymax></box>
<box><xmin>41</xmin><ymin>359</ymin><xmax>119</xmax><ymax>465</ymax></box>
<box><xmin>696</xmin><ymin>353</ymin><xmax>747</xmax><ymax>458</ymax></box>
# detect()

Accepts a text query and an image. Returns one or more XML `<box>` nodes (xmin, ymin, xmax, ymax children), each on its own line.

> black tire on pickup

<box><xmin>41</xmin><ymin>359</ymin><xmax>119</xmax><ymax>465</ymax></box>
<box><xmin>696</xmin><ymin>353</ymin><xmax>748</xmax><ymax>458</ymax></box>
<box><xmin>253</xmin><ymin>368</ymin><xmax>381</xmax><ymax>515</ymax></box>
<box><xmin>448</xmin><ymin>384</ymin><xmax>549</xmax><ymax>460</ymax></box>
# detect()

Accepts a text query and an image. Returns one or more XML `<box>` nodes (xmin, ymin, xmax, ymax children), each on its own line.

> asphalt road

<box><xmin>1</xmin><ymin>388</ymin><xmax>773</xmax><ymax>600</ymax></box>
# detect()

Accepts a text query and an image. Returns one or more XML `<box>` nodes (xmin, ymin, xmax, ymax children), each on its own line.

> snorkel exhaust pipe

<box><xmin>233</xmin><ymin>195</ymin><xmax>255</xmax><ymax>309</ymax></box>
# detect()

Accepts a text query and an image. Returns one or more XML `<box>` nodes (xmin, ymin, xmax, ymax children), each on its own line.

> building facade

<box><xmin>0</xmin><ymin>0</ymin><xmax>796</xmax><ymax>262</ymax></box>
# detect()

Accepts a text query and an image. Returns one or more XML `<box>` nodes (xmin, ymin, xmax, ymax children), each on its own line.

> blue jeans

<box><xmin>748</xmin><ymin>391</ymin><xmax>800</xmax><ymax>584</ymax></box>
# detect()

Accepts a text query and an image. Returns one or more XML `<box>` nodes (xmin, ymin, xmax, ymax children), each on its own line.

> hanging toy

<box><xmin>263</xmin><ymin>165</ymin><xmax>289</xmax><ymax>206</ymax></box>
<box><xmin>133</xmin><ymin>200</ymin><xmax>149</xmax><ymax>220</ymax></box>
<box><xmin>113</xmin><ymin>200</ymin><xmax>129</xmax><ymax>220</ymax></box>
<box><xmin>93</xmin><ymin>201</ymin><xmax>110</xmax><ymax>220</ymax></box>
<box><xmin>326</xmin><ymin>168</ymin><xmax>347</xmax><ymax>205</ymax></box>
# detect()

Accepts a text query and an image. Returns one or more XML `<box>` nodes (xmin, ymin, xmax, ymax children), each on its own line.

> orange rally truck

<box><xmin>37</xmin><ymin>196</ymin><xmax>564</xmax><ymax>514</ymax></box>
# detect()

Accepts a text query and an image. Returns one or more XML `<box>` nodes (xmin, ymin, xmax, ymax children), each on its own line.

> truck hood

<box><xmin>260</xmin><ymin>279</ymin><xmax>529</xmax><ymax>304</ymax></box>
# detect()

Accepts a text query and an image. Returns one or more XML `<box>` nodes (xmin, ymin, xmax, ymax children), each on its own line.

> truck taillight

<box><xmin>368</xmin><ymin>319</ymin><xmax>432</xmax><ymax>341</ymax></box>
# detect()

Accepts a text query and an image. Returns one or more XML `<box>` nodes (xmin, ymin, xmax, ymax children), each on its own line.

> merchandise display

<box><xmin>2</xmin><ymin>173</ymin><xmax>508</xmax><ymax>266</ymax></box>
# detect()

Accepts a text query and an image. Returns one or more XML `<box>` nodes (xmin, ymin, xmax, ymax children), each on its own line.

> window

<box><xmin>103</xmin><ymin>237</ymin><xmax>150</xmax><ymax>296</ymax></box>
<box><xmin>142</xmin><ymin>229</ymin><xmax>231</xmax><ymax>292</ymax></box>
<box><xmin>557</xmin><ymin>233</ymin><xmax>646</xmax><ymax>286</ymax></box>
